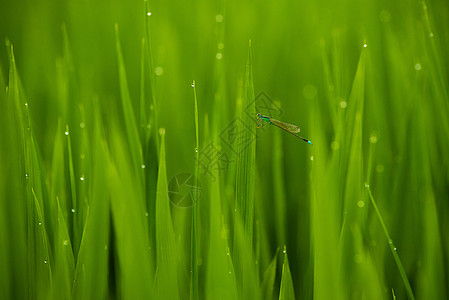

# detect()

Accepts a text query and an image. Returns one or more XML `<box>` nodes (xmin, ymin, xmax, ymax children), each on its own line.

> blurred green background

<box><xmin>1</xmin><ymin>0</ymin><xmax>448</xmax><ymax>299</ymax></box>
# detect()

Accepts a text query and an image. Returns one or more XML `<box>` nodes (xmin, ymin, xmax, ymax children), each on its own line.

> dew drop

<box><xmin>63</xmin><ymin>240</ymin><xmax>69</xmax><ymax>246</ymax></box>
<box><xmin>339</xmin><ymin>100</ymin><xmax>347</xmax><ymax>109</ymax></box>
<box><xmin>80</xmin><ymin>176</ymin><xmax>84</xmax><ymax>181</ymax></box>
<box><xmin>226</xmin><ymin>252</ymin><xmax>230</xmax><ymax>256</ymax></box>
<box><xmin>310</xmin><ymin>156</ymin><xmax>314</xmax><ymax>161</ymax></box>
<box><xmin>80</xmin><ymin>154</ymin><xmax>85</xmax><ymax>160</ymax></box>
<box><xmin>38</xmin><ymin>222</ymin><xmax>42</xmax><ymax>226</ymax></box>
<box><xmin>215</xmin><ymin>14</ymin><xmax>223</xmax><ymax>23</ymax></box>
<box><xmin>353</xmin><ymin>254</ymin><xmax>363</xmax><ymax>264</ymax></box>
<box><xmin>376</xmin><ymin>164</ymin><xmax>385</xmax><ymax>173</ymax></box>
<box><xmin>357</xmin><ymin>200</ymin><xmax>365</xmax><ymax>208</ymax></box>
<box><xmin>394</xmin><ymin>247</ymin><xmax>397</xmax><ymax>251</ymax></box>
<box><xmin>379</xmin><ymin>10</ymin><xmax>391</xmax><ymax>23</ymax></box>
<box><xmin>365</xmin><ymin>183</ymin><xmax>370</xmax><ymax>188</ymax></box>
<box><xmin>216</xmin><ymin>52</ymin><xmax>223</xmax><ymax>60</ymax></box>
<box><xmin>283</xmin><ymin>249</ymin><xmax>286</xmax><ymax>254</ymax></box>
<box><xmin>44</xmin><ymin>260</ymin><xmax>48</xmax><ymax>264</ymax></box>
<box><xmin>218</xmin><ymin>42</ymin><xmax>224</xmax><ymax>50</ymax></box>
<box><xmin>370</xmin><ymin>133</ymin><xmax>378</xmax><ymax>144</ymax></box>
<box><xmin>141</xmin><ymin>164</ymin><xmax>146</xmax><ymax>169</ymax></box>
<box><xmin>25</xmin><ymin>173</ymin><xmax>29</xmax><ymax>179</ymax></box>
<box><xmin>71</xmin><ymin>208</ymin><xmax>75</xmax><ymax>213</ymax></box>
<box><xmin>65</xmin><ymin>131</ymin><xmax>69</xmax><ymax>136</ymax></box>
<box><xmin>159</xmin><ymin>128</ymin><xmax>165</xmax><ymax>135</ymax></box>
<box><xmin>195</xmin><ymin>148</ymin><xmax>198</xmax><ymax>153</ymax></box>
<box><xmin>228</xmin><ymin>271</ymin><xmax>232</xmax><ymax>274</ymax></box>
<box><xmin>331</xmin><ymin>141</ymin><xmax>340</xmax><ymax>150</ymax></box>
<box><xmin>363</xmin><ymin>43</ymin><xmax>367</xmax><ymax>48</ymax></box>
<box><xmin>155</xmin><ymin>66</ymin><xmax>164</xmax><ymax>76</ymax></box>
<box><xmin>145</xmin><ymin>212</ymin><xmax>149</xmax><ymax>217</ymax></box>
<box><xmin>191</xmin><ymin>81</ymin><xmax>195</xmax><ymax>87</ymax></box>
<box><xmin>429</xmin><ymin>32</ymin><xmax>434</xmax><ymax>38</ymax></box>
<box><xmin>414</xmin><ymin>63</ymin><xmax>422</xmax><ymax>71</ymax></box>
<box><xmin>80</xmin><ymin>122</ymin><xmax>85</xmax><ymax>128</ymax></box>
<box><xmin>147</xmin><ymin>12</ymin><xmax>152</xmax><ymax>16</ymax></box>
<box><xmin>25</xmin><ymin>102</ymin><xmax>28</xmax><ymax>107</ymax></box>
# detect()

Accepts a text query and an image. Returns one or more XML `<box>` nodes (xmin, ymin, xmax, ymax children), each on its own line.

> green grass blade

<box><xmin>143</xmin><ymin>0</ymin><xmax>160</xmax><ymax>153</ymax></box>
<box><xmin>72</xmin><ymin>103</ymin><xmax>110</xmax><ymax>299</ymax></box>
<box><xmin>139</xmin><ymin>37</ymin><xmax>147</xmax><ymax>144</ymax></box>
<box><xmin>154</xmin><ymin>129</ymin><xmax>180</xmax><ymax>299</ymax></box>
<box><xmin>31</xmin><ymin>189</ymin><xmax>53</xmax><ymax>299</ymax></box>
<box><xmin>109</xmin><ymin>130</ymin><xmax>154</xmax><ymax>299</ymax></box>
<box><xmin>339</xmin><ymin>45</ymin><xmax>385</xmax><ymax>299</ymax></box>
<box><xmin>7</xmin><ymin>44</ymin><xmax>52</xmax><ymax>299</ymax></box>
<box><xmin>261</xmin><ymin>249</ymin><xmax>278</xmax><ymax>300</ymax></box>
<box><xmin>205</xmin><ymin>94</ymin><xmax>238</xmax><ymax>300</ymax></box>
<box><xmin>114</xmin><ymin>23</ymin><xmax>144</xmax><ymax>185</ymax></box>
<box><xmin>234</xmin><ymin>39</ymin><xmax>257</xmax><ymax>299</ymax></box>
<box><xmin>52</xmin><ymin>197</ymin><xmax>75</xmax><ymax>299</ymax></box>
<box><xmin>272</xmin><ymin>111</ymin><xmax>287</xmax><ymax>247</ymax></box>
<box><xmin>366</xmin><ymin>186</ymin><xmax>415</xmax><ymax>300</ymax></box>
<box><xmin>279</xmin><ymin>246</ymin><xmax>295</xmax><ymax>300</ymax></box>
<box><xmin>190</xmin><ymin>80</ymin><xmax>199</xmax><ymax>300</ymax></box>
<box><xmin>65</xmin><ymin>124</ymin><xmax>80</xmax><ymax>254</ymax></box>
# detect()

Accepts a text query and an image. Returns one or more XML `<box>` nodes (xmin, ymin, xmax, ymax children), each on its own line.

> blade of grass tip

<box><xmin>52</xmin><ymin>197</ymin><xmax>75</xmax><ymax>299</ymax></box>
<box><xmin>154</xmin><ymin>128</ymin><xmax>180</xmax><ymax>300</ymax></box>
<box><xmin>279</xmin><ymin>246</ymin><xmax>295</xmax><ymax>300</ymax></box>
<box><xmin>72</xmin><ymin>101</ymin><xmax>110</xmax><ymax>300</ymax></box>
<box><xmin>8</xmin><ymin>44</ymin><xmax>54</xmax><ymax>299</ymax></box>
<box><xmin>260</xmin><ymin>248</ymin><xmax>279</xmax><ymax>300</ymax></box>
<box><xmin>114</xmin><ymin>23</ymin><xmax>145</xmax><ymax>186</ymax></box>
<box><xmin>366</xmin><ymin>186</ymin><xmax>415</xmax><ymax>300</ymax></box>
<box><xmin>340</xmin><ymin>44</ymin><xmax>385</xmax><ymax>299</ymax></box>
<box><xmin>190</xmin><ymin>80</ymin><xmax>199</xmax><ymax>300</ymax></box>
<box><xmin>234</xmin><ymin>39</ymin><xmax>257</xmax><ymax>298</ymax></box>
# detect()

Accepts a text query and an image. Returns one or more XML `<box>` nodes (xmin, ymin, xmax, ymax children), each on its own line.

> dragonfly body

<box><xmin>256</xmin><ymin>113</ymin><xmax>312</xmax><ymax>145</ymax></box>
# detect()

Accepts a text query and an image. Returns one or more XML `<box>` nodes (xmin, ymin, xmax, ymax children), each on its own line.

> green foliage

<box><xmin>1</xmin><ymin>0</ymin><xmax>449</xmax><ymax>299</ymax></box>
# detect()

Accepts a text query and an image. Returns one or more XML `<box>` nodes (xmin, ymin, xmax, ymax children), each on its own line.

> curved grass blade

<box><xmin>366</xmin><ymin>186</ymin><xmax>415</xmax><ymax>300</ymax></box>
